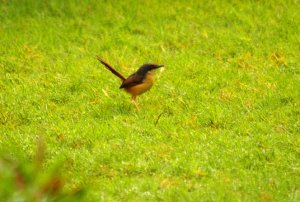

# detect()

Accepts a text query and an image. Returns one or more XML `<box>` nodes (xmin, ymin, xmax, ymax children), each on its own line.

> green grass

<box><xmin>0</xmin><ymin>0</ymin><xmax>299</xmax><ymax>201</ymax></box>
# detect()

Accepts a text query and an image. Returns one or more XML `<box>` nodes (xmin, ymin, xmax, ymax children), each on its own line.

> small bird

<box><xmin>96</xmin><ymin>56</ymin><xmax>164</xmax><ymax>105</ymax></box>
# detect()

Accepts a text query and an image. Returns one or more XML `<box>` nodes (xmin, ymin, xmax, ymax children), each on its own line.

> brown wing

<box><xmin>120</xmin><ymin>73</ymin><xmax>144</xmax><ymax>89</ymax></box>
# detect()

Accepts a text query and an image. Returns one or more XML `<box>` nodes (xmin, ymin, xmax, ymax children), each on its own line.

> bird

<box><xmin>96</xmin><ymin>56</ymin><xmax>164</xmax><ymax>105</ymax></box>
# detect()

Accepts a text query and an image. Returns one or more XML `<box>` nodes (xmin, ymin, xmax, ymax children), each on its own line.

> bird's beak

<box><xmin>156</xmin><ymin>65</ymin><xmax>164</xmax><ymax>68</ymax></box>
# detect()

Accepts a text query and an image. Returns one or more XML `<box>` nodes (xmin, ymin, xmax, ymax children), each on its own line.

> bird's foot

<box><xmin>131</xmin><ymin>96</ymin><xmax>139</xmax><ymax>108</ymax></box>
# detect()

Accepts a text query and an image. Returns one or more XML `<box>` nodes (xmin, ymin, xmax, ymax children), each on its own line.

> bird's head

<box><xmin>137</xmin><ymin>64</ymin><xmax>164</xmax><ymax>75</ymax></box>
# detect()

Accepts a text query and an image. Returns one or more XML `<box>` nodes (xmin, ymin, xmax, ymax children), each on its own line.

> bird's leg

<box><xmin>131</xmin><ymin>96</ymin><xmax>139</xmax><ymax>107</ymax></box>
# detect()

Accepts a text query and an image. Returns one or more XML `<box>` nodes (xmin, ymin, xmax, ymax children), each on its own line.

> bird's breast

<box><xmin>125</xmin><ymin>73</ymin><xmax>154</xmax><ymax>96</ymax></box>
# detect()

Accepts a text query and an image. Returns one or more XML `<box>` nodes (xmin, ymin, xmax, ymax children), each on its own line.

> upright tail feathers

<box><xmin>96</xmin><ymin>56</ymin><xmax>126</xmax><ymax>81</ymax></box>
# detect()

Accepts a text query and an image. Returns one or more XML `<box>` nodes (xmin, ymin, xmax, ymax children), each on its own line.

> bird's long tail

<box><xmin>96</xmin><ymin>56</ymin><xmax>126</xmax><ymax>81</ymax></box>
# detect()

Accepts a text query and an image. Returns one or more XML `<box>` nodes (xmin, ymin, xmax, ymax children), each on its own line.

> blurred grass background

<box><xmin>0</xmin><ymin>0</ymin><xmax>299</xmax><ymax>201</ymax></box>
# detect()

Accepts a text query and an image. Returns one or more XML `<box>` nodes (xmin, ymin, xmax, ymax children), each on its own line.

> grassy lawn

<box><xmin>0</xmin><ymin>0</ymin><xmax>299</xmax><ymax>201</ymax></box>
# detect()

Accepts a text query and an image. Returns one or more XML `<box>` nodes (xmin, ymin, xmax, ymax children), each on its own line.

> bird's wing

<box><xmin>120</xmin><ymin>73</ymin><xmax>144</xmax><ymax>89</ymax></box>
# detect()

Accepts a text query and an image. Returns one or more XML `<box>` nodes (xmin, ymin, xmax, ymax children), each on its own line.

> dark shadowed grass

<box><xmin>0</xmin><ymin>0</ymin><xmax>299</xmax><ymax>201</ymax></box>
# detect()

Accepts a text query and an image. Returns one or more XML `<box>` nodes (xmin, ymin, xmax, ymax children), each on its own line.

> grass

<box><xmin>0</xmin><ymin>0</ymin><xmax>299</xmax><ymax>201</ymax></box>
